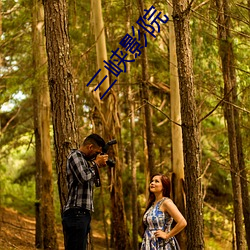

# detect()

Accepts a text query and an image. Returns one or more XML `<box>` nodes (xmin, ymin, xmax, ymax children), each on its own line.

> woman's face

<box><xmin>149</xmin><ymin>175</ymin><xmax>163</xmax><ymax>194</ymax></box>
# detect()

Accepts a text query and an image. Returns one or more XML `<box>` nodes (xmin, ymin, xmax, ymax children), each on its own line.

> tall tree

<box><xmin>129</xmin><ymin>87</ymin><xmax>138</xmax><ymax>250</ymax></box>
<box><xmin>0</xmin><ymin>0</ymin><xmax>2</xmax><ymax>67</ymax></box>
<box><xmin>0</xmin><ymin>0</ymin><xmax>2</xmax><ymax>219</ymax></box>
<box><xmin>168</xmin><ymin>2</ymin><xmax>186</xmax><ymax>249</ymax></box>
<box><xmin>32</xmin><ymin>0</ymin><xmax>58</xmax><ymax>249</ymax></box>
<box><xmin>172</xmin><ymin>0</ymin><xmax>204</xmax><ymax>249</ymax></box>
<box><xmin>216</xmin><ymin>0</ymin><xmax>247</xmax><ymax>248</ymax></box>
<box><xmin>43</xmin><ymin>0</ymin><xmax>78</xmax><ymax>210</ymax></box>
<box><xmin>91</xmin><ymin>0</ymin><xmax>130</xmax><ymax>249</ymax></box>
<box><xmin>235</xmin><ymin>112</ymin><xmax>250</xmax><ymax>248</ymax></box>
<box><xmin>124</xmin><ymin>0</ymin><xmax>138</xmax><ymax>248</ymax></box>
<box><xmin>137</xmin><ymin>0</ymin><xmax>155</xmax><ymax>181</ymax></box>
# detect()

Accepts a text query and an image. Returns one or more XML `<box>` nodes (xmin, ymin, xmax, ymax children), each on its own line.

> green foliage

<box><xmin>0</xmin><ymin>139</ymin><xmax>35</xmax><ymax>215</ymax></box>
<box><xmin>2</xmin><ymin>180</ymin><xmax>36</xmax><ymax>216</ymax></box>
<box><xmin>204</xmin><ymin>205</ymin><xmax>233</xmax><ymax>249</ymax></box>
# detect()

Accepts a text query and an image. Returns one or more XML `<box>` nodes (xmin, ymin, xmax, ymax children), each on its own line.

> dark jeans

<box><xmin>62</xmin><ymin>208</ymin><xmax>91</xmax><ymax>250</ymax></box>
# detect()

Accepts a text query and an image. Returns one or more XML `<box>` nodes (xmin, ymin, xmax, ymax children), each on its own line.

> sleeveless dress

<box><xmin>141</xmin><ymin>198</ymin><xmax>180</xmax><ymax>250</ymax></box>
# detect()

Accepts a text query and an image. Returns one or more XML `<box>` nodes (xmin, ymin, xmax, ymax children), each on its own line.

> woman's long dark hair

<box><xmin>145</xmin><ymin>173</ymin><xmax>171</xmax><ymax>212</ymax></box>
<box><xmin>142</xmin><ymin>173</ymin><xmax>171</xmax><ymax>233</ymax></box>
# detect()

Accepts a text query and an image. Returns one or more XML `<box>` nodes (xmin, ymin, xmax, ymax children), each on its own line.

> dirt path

<box><xmin>0</xmin><ymin>207</ymin><xmax>108</xmax><ymax>250</ymax></box>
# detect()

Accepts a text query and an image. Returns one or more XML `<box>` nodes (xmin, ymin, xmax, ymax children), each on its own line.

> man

<box><xmin>62</xmin><ymin>134</ymin><xmax>108</xmax><ymax>250</ymax></box>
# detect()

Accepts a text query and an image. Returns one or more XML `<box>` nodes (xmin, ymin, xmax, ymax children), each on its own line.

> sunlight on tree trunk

<box><xmin>91</xmin><ymin>1</ymin><xmax>130</xmax><ymax>249</ymax></box>
<box><xmin>168</xmin><ymin>2</ymin><xmax>186</xmax><ymax>249</ymax></box>
<box><xmin>125</xmin><ymin>0</ymin><xmax>138</xmax><ymax>248</ymax></box>
<box><xmin>91</xmin><ymin>0</ymin><xmax>109</xmax><ymax>97</ymax></box>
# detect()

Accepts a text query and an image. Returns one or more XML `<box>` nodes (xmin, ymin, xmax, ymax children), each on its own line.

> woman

<box><xmin>141</xmin><ymin>173</ymin><xmax>187</xmax><ymax>250</ymax></box>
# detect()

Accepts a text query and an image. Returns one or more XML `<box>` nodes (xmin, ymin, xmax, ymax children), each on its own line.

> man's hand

<box><xmin>94</xmin><ymin>154</ymin><xmax>108</xmax><ymax>167</ymax></box>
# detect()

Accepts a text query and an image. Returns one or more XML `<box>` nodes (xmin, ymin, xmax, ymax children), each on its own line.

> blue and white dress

<box><xmin>141</xmin><ymin>198</ymin><xmax>180</xmax><ymax>250</ymax></box>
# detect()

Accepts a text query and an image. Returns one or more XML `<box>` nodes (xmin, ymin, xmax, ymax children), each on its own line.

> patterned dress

<box><xmin>141</xmin><ymin>198</ymin><xmax>180</xmax><ymax>250</ymax></box>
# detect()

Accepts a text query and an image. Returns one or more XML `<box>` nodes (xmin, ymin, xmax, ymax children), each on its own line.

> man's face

<box><xmin>86</xmin><ymin>144</ymin><xmax>102</xmax><ymax>160</ymax></box>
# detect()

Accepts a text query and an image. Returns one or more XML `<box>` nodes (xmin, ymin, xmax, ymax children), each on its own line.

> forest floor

<box><xmin>0</xmin><ymin>207</ymin><xmax>108</xmax><ymax>250</ymax></box>
<box><xmin>0</xmin><ymin>206</ymin><xmax>233</xmax><ymax>250</ymax></box>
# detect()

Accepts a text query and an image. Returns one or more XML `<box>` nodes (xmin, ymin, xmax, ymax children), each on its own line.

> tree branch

<box><xmin>143</xmin><ymin>99</ymin><xmax>182</xmax><ymax>127</ymax></box>
<box><xmin>0</xmin><ymin>107</ymin><xmax>21</xmax><ymax>135</ymax></box>
<box><xmin>192</xmin><ymin>0</ymin><xmax>210</xmax><ymax>12</ymax></box>
<box><xmin>236</xmin><ymin>3</ymin><xmax>250</xmax><ymax>11</ymax></box>
<box><xmin>233</xmin><ymin>66</ymin><xmax>250</xmax><ymax>75</ymax></box>
<box><xmin>198</xmin><ymin>94</ymin><xmax>226</xmax><ymax>124</ymax></box>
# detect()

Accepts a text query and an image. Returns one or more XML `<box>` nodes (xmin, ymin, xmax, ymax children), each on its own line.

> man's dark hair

<box><xmin>83</xmin><ymin>134</ymin><xmax>105</xmax><ymax>148</ymax></box>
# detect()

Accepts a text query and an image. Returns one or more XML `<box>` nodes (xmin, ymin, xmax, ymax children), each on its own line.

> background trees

<box><xmin>32</xmin><ymin>0</ymin><xmax>58</xmax><ymax>248</ymax></box>
<box><xmin>0</xmin><ymin>0</ymin><xmax>249</xmax><ymax>249</ymax></box>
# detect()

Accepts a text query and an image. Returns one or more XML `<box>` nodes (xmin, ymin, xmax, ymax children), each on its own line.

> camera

<box><xmin>101</xmin><ymin>139</ymin><xmax>117</xmax><ymax>168</ymax></box>
<box><xmin>93</xmin><ymin>139</ymin><xmax>117</xmax><ymax>187</ymax></box>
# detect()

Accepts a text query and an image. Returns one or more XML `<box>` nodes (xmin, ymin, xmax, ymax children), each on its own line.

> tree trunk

<box><xmin>125</xmin><ymin>0</ymin><xmax>138</xmax><ymax>248</ymax></box>
<box><xmin>43</xmin><ymin>0</ymin><xmax>78</xmax><ymax>211</ymax></box>
<box><xmin>138</xmin><ymin>0</ymin><xmax>155</xmax><ymax>179</ymax></box>
<box><xmin>168</xmin><ymin>2</ymin><xmax>186</xmax><ymax>249</ymax></box>
<box><xmin>216</xmin><ymin>0</ymin><xmax>246</xmax><ymax>248</ymax></box>
<box><xmin>100</xmin><ymin>185</ymin><xmax>109</xmax><ymax>250</ymax></box>
<box><xmin>91</xmin><ymin>0</ymin><xmax>109</xmax><ymax>96</ymax></box>
<box><xmin>33</xmin><ymin>0</ymin><xmax>43</xmax><ymax>247</ymax></box>
<box><xmin>128</xmin><ymin>69</ymin><xmax>138</xmax><ymax>250</ymax></box>
<box><xmin>235</xmin><ymin>111</ymin><xmax>250</xmax><ymax>248</ymax></box>
<box><xmin>32</xmin><ymin>1</ymin><xmax>58</xmax><ymax>249</ymax></box>
<box><xmin>91</xmin><ymin>1</ymin><xmax>130</xmax><ymax>249</ymax></box>
<box><xmin>129</xmin><ymin>76</ymin><xmax>138</xmax><ymax>250</ymax></box>
<box><xmin>249</xmin><ymin>0</ymin><xmax>250</xmax><ymax>26</ymax></box>
<box><xmin>0</xmin><ymin>0</ymin><xmax>2</xmax><ymax>67</ymax></box>
<box><xmin>0</xmin><ymin>0</ymin><xmax>3</xmax><ymax>230</ymax></box>
<box><xmin>172</xmin><ymin>1</ymin><xmax>204</xmax><ymax>249</ymax></box>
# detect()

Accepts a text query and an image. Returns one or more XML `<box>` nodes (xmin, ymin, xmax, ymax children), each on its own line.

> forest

<box><xmin>0</xmin><ymin>0</ymin><xmax>249</xmax><ymax>249</ymax></box>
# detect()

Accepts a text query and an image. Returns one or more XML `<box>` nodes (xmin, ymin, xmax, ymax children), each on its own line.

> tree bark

<box><xmin>168</xmin><ymin>2</ymin><xmax>186</xmax><ymax>249</ymax></box>
<box><xmin>125</xmin><ymin>0</ymin><xmax>138</xmax><ymax>248</ymax></box>
<box><xmin>249</xmin><ymin>0</ymin><xmax>250</xmax><ymax>26</ymax></box>
<box><xmin>216</xmin><ymin>0</ymin><xmax>247</xmax><ymax>248</ymax></box>
<box><xmin>130</xmin><ymin>93</ymin><xmax>138</xmax><ymax>250</ymax></box>
<box><xmin>0</xmin><ymin>0</ymin><xmax>2</xmax><ymax>67</ymax></box>
<box><xmin>172</xmin><ymin>1</ymin><xmax>204</xmax><ymax>249</ymax></box>
<box><xmin>0</xmin><ymin>0</ymin><xmax>3</xmax><ymax>232</ymax></box>
<box><xmin>32</xmin><ymin>1</ymin><xmax>58</xmax><ymax>249</ymax></box>
<box><xmin>91</xmin><ymin>1</ymin><xmax>130</xmax><ymax>249</ymax></box>
<box><xmin>100</xmin><ymin>184</ymin><xmax>109</xmax><ymax>250</ymax></box>
<box><xmin>235</xmin><ymin>111</ymin><xmax>250</xmax><ymax>249</ymax></box>
<box><xmin>43</xmin><ymin>0</ymin><xmax>78</xmax><ymax>210</ymax></box>
<box><xmin>137</xmin><ymin>0</ymin><xmax>155</xmax><ymax>179</ymax></box>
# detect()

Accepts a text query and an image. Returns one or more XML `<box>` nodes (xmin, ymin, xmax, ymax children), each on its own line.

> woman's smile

<box><xmin>149</xmin><ymin>176</ymin><xmax>163</xmax><ymax>193</ymax></box>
